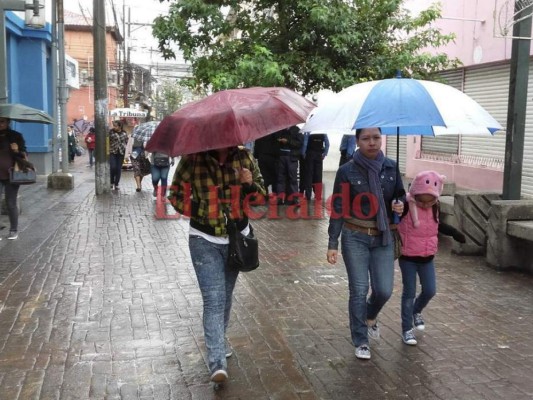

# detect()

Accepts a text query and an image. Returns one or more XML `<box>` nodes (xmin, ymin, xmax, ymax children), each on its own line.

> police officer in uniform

<box><xmin>274</xmin><ymin>126</ymin><xmax>304</xmax><ymax>205</ymax></box>
<box><xmin>301</xmin><ymin>132</ymin><xmax>329</xmax><ymax>201</ymax></box>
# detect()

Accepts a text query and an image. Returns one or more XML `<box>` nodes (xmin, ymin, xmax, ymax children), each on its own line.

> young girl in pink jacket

<box><xmin>397</xmin><ymin>171</ymin><xmax>465</xmax><ymax>345</ymax></box>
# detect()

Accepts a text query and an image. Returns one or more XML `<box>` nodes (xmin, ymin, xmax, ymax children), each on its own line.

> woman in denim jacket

<box><xmin>326</xmin><ymin>127</ymin><xmax>405</xmax><ymax>360</ymax></box>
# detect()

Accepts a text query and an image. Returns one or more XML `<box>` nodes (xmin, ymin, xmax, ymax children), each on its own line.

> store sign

<box><xmin>109</xmin><ymin>108</ymin><xmax>147</xmax><ymax>118</ymax></box>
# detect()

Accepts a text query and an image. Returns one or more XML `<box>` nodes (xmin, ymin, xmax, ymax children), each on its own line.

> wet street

<box><xmin>0</xmin><ymin>161</ymin><xmax>532</xmax><ymax>399</ymax></box>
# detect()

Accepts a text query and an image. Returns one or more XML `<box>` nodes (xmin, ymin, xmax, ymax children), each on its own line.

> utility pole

<box><xmin>93</xmin><ymin>0</ymin><xmax>110</xmax><ymax>194</ymax></box>
<box><xmin>57</xmin><ymin>0</ymin><xmax>69</xmax><ymax>174</ymax></box>
<box><xmin>503</xmin><ymin>1</ymin><xmax>532</xmax><ymax>199</ymax></box>
<box><xmin>50</xmin><ymin>0</ymin><xmax>59</xmax><ymax>173</ymax></box>
<box><xmin>0</xmin><ymin>7</ymin><xmax>8</xmax><ymax>105</ymax></box>
<box><xmin>123</xmin><ymin>6</ymin><xmax>131</xmax><ymax>108</ymax></box>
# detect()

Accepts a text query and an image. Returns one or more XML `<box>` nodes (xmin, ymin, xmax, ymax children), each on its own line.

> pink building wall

<box><xmin>397</xmin><ymin>0</ymin><xmax>527</xmax><ymax>191</ymax></box>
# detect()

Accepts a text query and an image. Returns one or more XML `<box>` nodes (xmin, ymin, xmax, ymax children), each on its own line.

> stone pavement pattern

<box><xmin>0</xmin><ymin>159</ymin><xmax>533</xmax><ymax>399</ymax></box>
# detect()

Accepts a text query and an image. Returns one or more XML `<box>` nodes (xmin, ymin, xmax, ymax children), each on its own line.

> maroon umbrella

<box><xmin>145</xmin><ymin>87</ymin><xmax>315</xmax><ymax>156</ymax></box>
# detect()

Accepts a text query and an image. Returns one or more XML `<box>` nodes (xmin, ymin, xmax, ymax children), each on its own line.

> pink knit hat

<box><xmin>406</xmin><ymin>170</ymin><xmax>446</xmax><ymax>228</ymax></box>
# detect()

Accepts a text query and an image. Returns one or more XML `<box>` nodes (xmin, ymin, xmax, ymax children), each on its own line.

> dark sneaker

<box><xmin>355</xmin><ymin>344</ymin><xmax>371</xmax><ymax>360</ymax></box>
<box><xmin>210</xmin><ymin>369</ymin><xmax>228</xmax><ymax>383</ymax></box>
<box><xmin>367</xmin><ymin>321</ymin><xmax>380</xmax><ymax>340</ymax></box>
<box><xmin>413</xmin><ymin>313</ymin><xmax>425</xmax><ymax>331</ymax></box>
<box><xmin>7</xmin><ymin>231</ymin><xmax>18</xmax><ymax>240</ymax></box>
<box><xmin>402</xmin><ymin>329</ymin><xmax>417</xmax><ymax>345</ymax></box>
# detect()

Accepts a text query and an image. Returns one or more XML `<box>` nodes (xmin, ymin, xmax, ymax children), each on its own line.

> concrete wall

<box><xmin>404</xmin><ymin>0</ymin><xmax>519</xmax><ymax>65</ymax></box>
<box><xmin>487</xmin><ymin>200</ymin><xmax>533</xmax><ymax>273</ymax></box>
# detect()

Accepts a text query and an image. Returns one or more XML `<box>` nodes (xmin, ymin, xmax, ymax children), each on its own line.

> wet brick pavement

<box><xmin>0</xmin><ymin>158</ymin><xmax>533</xmax><ymax>399</ymax></box>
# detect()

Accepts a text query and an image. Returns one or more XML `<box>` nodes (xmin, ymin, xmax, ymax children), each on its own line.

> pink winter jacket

<box><xmin>398</xmin><ymin>205</ymin><xmax>439</xmax><ymax>257</ymax></box>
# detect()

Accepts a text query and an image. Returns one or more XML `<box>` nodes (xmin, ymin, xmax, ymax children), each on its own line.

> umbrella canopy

<box><xmin>0</xmin><ymin>103</ymin><xmax>54</xmax><ymax>124</ymax></box>
<box><xmin>303</xmin><ymin>78</ymin><xmax>503</xmax><ymax>136</ymax></box>
<box><xmin>132</xmin><ymin>120</ymin><xmax>160</xmax><ymax>142</ymax></box>
<box><xmin>146</xmin><ymin>87</ymin><xmax>316</xmax><ymax>156</ymax></box>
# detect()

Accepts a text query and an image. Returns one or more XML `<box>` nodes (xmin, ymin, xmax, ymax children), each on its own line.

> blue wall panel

<box><xmin>6</xmin><ymin>12</ymin><xmax>53</xmax><ymax>153</ymax></box>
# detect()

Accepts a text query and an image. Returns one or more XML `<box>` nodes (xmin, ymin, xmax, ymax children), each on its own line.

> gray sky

<box><xmin>61</xmin><ymin>0</ymin><xmax>179</xmax><ymax>66</ymax></box>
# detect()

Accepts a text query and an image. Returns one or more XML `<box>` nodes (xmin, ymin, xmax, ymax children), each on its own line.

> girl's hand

<box><xmin>327</xmin><ymin>249</ymin><xmax>338</xmax><ymax>265</ymax></box>
<box><xmin>10</xmin><ymin>143</ymin><xmax>19</xmax><ymax>152</ymax></box>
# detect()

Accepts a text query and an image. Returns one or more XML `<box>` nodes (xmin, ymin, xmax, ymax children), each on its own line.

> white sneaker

<box><xmin>210</xmin><ymin>369</ymin><xmax>228</xmax><ymax>383</ymax></box>
<box><xmin>355</xmin><ymin>344</ymin><xmax>371</xmax><ymax>360</ymax></box>
<box><xmin>413</xmin><ymin>313</ymin><xmax>425</xmax><ymax>331</ymax></box>
<box><xmin>367</xmin><ymin>321</ymin><xmax>380</xmax><ymax>341</ymax></box>
<box><xmin>7</xmin><ymin>231</ymin><xmax>18</xmax><ymax>240</ymax></box>
<box><xmin>402</xmin><ymin>329</ymin><xmax>417</xmax><ymax>346</ymax></box>
<box><xmin>225</xmin><ymin>339</ymin><xmax>233</xmax><ymax>358</ymax></box>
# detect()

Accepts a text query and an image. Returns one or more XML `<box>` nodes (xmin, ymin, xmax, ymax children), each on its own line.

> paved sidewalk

<box><xmin>0</xmin><ymin>158</ymin><xmax>533</xmax><ymax>399</ymax></box>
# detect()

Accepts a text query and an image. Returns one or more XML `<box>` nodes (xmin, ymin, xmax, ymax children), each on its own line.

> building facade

<box><xmin>395</xmin><ymin>0</ymin><xmax>533</xmax><ymax>197</ymax></box>
<box><xmin>64</xmin><ymin>10</ymin><xmax>122</xmax><ymax>131</ymax></box>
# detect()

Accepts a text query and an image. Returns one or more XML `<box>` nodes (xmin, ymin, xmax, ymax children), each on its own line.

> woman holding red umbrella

<box><xmin>168</xmin><ymin>146</ymin><xmax>265</xmax><ymax>385</ymax></box>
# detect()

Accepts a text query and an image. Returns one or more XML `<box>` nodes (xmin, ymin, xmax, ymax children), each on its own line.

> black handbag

<box><xmin>225</xmin><ymin>215</ymin><xmax>259</xmax><ymax>272</ymax></box>
<box><xmin>153</xmin><ymin>153</ymin><xmax>170</xmax><ymax>167</ymax></box>
<box><xmin>206</xmin><ymin>151</ymin><xmax>260</xmax><ymax>272</ymax></box>
<box><xmin>9</xmin><ymin>162</ymin><xmax>36</xmax><ymax>185</ymax></box>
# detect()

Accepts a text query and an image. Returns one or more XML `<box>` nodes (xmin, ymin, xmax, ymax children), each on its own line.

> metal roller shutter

<box><xmin>461</xmin><ymin>65</ymin><xmax>508</xmax><ymax>167</ymax></box>
<box><xmin>421</xmin><ymin>69</ymin><xmax>463</xmax><ymax>155</ymax></box>
<box><xmin>386</xmin><ymin>135</ymin><xmax>407</xmax><ymax>174</ymax></box>
<box><xmin>521</xmin><ymin>63</ymin><xmax>533</xmax><ymax>197</ymax></box>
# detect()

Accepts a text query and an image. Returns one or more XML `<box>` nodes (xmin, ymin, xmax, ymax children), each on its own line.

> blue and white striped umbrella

<box><xmin>303</xmin><ymin>78</ymin><xmax>503</xmax><ymax>136</ymax></box>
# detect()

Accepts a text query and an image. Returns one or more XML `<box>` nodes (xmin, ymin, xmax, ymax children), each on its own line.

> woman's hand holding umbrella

<box><xmin>392</xmin><ymin>200</ymin><xmax>404</xmax><ymax>222</ymax></box>
<box><xmin>238</xmin><ymin>168</ymin><xmax>253</xmax><ymax>185</ymax></box>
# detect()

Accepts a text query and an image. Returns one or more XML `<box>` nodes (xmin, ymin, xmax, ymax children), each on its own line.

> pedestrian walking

<box><xmin>300</xmin><ymin>132</ymin><xmax>329</xmax><ymax>201</ymax></box>
<box><xmin>108</xmin><ymin>120</ymin><xmax>128</xmax><ymax>190</ymax></box>
<box><xmin>67</xmin><ymin>125</ymin><xmax>77</xmax><ymax>163</ymax></box>
<box><xmin>126</xmin><ymin>136</ymin><xmax>151</xmax><ymax>192</ymax></box>
<box><xmin>0</xmin><ymin>117</ymin><xmax>28</xmax><ymax>240</ymax></box>
<box><xmin>150</xmin><ymin>151</ymin><xmax>174</xmax><ymax>197</ymax></box>
<box><xmin>326</xmin><ymin>127</ymin><xmax>405</xmax><ymax>360</ymax></box>
<box><xmin>168</xmin><ymin>147</ymin><xmax>265</xmax><ymax>385</ymax></box>
<box><xmin>397</xmin><ymin>170</ymin><xmax>466</xmax><ymax>345</ymax></box>
<box><xmin>85</xmin><ymin>127</ymin><xmax>96</xmax><ymax>167</ymax></box>
<box><xmin>339</xmin><ymin>133</ymin><xmax>356</xmax><ymax>166</ymax></box>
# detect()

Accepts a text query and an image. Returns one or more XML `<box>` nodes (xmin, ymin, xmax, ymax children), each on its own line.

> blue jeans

<box><xmin>341</xmin><ymin>228</ymin><xmax>394</xmax><ymax>347</ymax></box>
<box><xmin>88</xmin><ymin>149</ymin><xmax>94</xmax><ymax>166</ymax></box>
<box><xmin>151</xmin><ymin>165</ymin><xmax>170</xmax><ymax>188</ymax></box>
<box><xmin>399</xmin><ymin>258</ymin><xmax>436</xmax><ymax>332</ymax></box>
<box><xmin>189</xmin><ymin>235</ymin><xmax>239</xmax><ymax>373</ymax></box>
<box><xmin>109</xmin><ymin>153</ymin><xmax>124</xmax><ymax>186</ymax></box>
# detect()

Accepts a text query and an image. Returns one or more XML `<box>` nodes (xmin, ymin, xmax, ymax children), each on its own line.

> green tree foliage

<box><xmin>153</xmin><ymin>0</ymin><xmax>460</xmax><ymax>95</ymax></box>
<box><xmin>154</xmin><ymin>79</ymin><xmax>187</xmax><ymax>118</ymax></box>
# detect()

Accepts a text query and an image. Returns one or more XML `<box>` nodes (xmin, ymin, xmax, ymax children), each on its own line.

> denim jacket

<box><xmin>327</xmin><ymin>157</ymin><xmax>405</xmax><ymax>250</ymax></box>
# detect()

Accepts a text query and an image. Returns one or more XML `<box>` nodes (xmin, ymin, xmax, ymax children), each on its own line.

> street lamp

<box><xmin>0</xmin><ymin>0</ymin><xmax>45</xmax><ymax>104</ymax></box>
<box><xmin>25</xmin><ymin>0</ymin><xmax>46</xmax><ymax>29</ymax></box>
